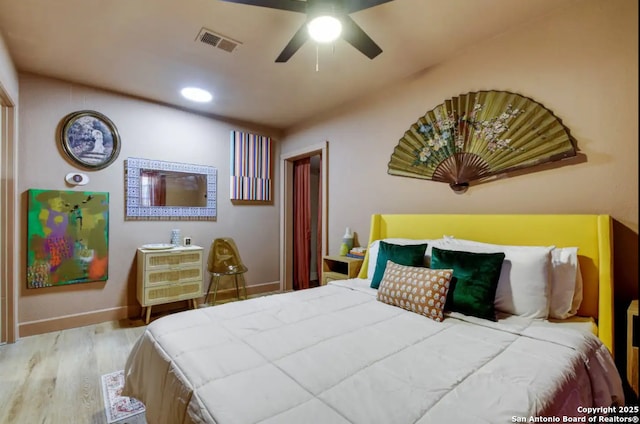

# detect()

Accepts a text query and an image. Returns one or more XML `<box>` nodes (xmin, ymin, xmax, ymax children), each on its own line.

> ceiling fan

<box><xmin>219</xmin><ymin>0</ymin><xmax>394</xmax><ymax>62</ymax></box>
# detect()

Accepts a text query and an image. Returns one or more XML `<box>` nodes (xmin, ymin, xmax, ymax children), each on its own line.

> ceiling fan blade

<box><xmin>275</xmin><ymin>22</ymin><xmax>309</xmax><ymax>62</ymax></box>
<box><xmin>341</xmin><ymin>15</ymin><xmax>382</xmax><ymax>59</ymax></box>
<box><xmin>344</xmin><ymin>0</ymin><xmax>394</xmax><ymax>14</ymax></box>
<box><xmin>218</xmin><ymin>0</ymin><xmax>306</xmax><ymax>13</ymax></box>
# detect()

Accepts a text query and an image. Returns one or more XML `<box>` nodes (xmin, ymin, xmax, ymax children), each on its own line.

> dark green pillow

<box><xmin>370</xmin><ymin>241</ymin><xmax>429</xmax><ymax>289</ymax></box>
<box><xmin>430</xmin><ymin>247</ymin><xmax>505</xmax><ymax>321</ymax></box>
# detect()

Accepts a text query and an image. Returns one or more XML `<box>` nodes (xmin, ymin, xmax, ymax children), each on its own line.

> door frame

<box><xmin>279</xmin><ymin>141</ymin><xmax>328</xmax><ymax>292</ymax></box>
<box><xmin>0</xmin><ymin>94</ymin><xmax>17</xmax><ymax>344</ymax></box>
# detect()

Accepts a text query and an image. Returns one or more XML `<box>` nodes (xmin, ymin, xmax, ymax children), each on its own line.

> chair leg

<box><xmin>234</xmin><ymin>275</ymin><xmax>240</xmax><ymax>300</ymax></box>
<box><xmin>211</xmin><ymin>276</ymin><xmax>221</xmax><ymax>306</ymax></box>
<box><xmin>241</xmin><ymin>274</ymin><xmax>248</xmax><ymax>300</ymax></box>
<box><xmin>204</xmin><ymin>274</ymin><xmax>214</xmax><ymax>305</ymax></box>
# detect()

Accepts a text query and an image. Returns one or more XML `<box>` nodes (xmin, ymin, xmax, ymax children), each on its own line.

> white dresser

<box><xmin>137</xmin><ymin>245</ymin><xmax>204</xmax><ymax>324</ymax></box>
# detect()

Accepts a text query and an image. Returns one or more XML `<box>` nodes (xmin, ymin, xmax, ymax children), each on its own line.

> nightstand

<box><xmin>137</xmin><ymin>245</ymin><xmax>204</xmax><ymax>324</ymax></box>
<box><xmin>322</xmin><ymin>255</ymin><xmax>363</xmax><ymax>285</ymax></box>
<box><xmin>628</xmin><ymin>299</ymin><xmax>638</xmax><ymax>397</ymax></box>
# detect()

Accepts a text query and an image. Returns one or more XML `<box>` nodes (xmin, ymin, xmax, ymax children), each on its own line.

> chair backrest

<box><xmin>207</xmin><ymin>238</ymin><xmax>245</xmax><ymax>273</ymax></box>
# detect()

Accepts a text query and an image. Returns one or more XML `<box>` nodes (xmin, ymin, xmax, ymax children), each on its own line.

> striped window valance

<box><xmin>230</xmin><ymin>131</ymin><xmax>272</xmax><ymax>201</ymax></box>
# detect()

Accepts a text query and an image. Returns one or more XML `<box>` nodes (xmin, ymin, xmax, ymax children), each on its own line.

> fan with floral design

<box><xmin>387</xmin><ymin>90</ymin><xmax>576</xmax><ymax>192</ymax></box>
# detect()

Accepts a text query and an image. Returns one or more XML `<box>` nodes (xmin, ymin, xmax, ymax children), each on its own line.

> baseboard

<box><xmin>18</xmin><ymin>281</ymin><xmax>282</xmax><ymax>337</ymax></box>
<box><xmin>18</xmin><ymin>306</ymin><xmax>133</xmax><ymax>338</ymax></box>
<box><xmin>198</xmin><ymin>281</ymin><xmax>281</xmax><ymax>305</ymax></box>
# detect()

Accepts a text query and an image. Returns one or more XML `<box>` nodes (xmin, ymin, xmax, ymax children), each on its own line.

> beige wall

<box><xmin>281</xmin><ymin>0</ymin><xmax>638</xmax><ymax>333</ymax></box>
<box><xmin>0</xmin><ymin>33</ymin><xmax>18</xmax><ymax>104</ymax></box>
<box><xmin>17</xmin><ymin>74</ymin><xmax>281</xmax><ymax>335</ymax></box>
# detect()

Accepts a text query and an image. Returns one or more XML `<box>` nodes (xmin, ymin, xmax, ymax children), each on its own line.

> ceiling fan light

<box><xmin>181</xmin><ymin>87</ymin><xmax>212</xmax><ymax>103</ymax></box>
<box><xmin>307</xmin><ymin>16</ymin><xmax>342</xmax><ymax>43</ymax></box>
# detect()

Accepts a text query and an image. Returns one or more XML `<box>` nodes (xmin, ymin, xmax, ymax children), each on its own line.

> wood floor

<box><xmin>0</xmin><ymin>318</ymin><xmax>147</xmax><ymax>424</ymax></box>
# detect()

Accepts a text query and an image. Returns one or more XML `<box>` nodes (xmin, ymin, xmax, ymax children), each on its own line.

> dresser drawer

<box><xmin>145</xmin><ymin>250</ymin><xmax>203</xmax><ymax>270</ymax></box>
<box><xmin>145</xmin><ymin>266</ymin><xmax>203</xmax><ymax>287</ymax></box>
<box><xmin>143</xmin><ymin>280</ymin><xmax>202</xmax><ymax>306</ymax></box>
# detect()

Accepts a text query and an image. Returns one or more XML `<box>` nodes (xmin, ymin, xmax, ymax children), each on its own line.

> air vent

<box><xmin>200</xmin><ymin>32</ymin><xmax>222</xmax><ymax>47</ymax></box>
<box><xmin>196</xmin><ymin>28</ymin><xmax>241</xmax><ymax>53</ymax></box>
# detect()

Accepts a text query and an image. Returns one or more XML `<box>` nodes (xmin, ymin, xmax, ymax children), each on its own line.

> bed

<box><xmin>123</xmin><ymin>214</ymin><xmax>624</xmax><ymax>424</ymax></box>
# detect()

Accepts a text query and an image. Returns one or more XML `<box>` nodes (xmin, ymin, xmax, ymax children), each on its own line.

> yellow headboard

<box><xmin>356</xmin><ymin>214</ymin><xmax>614</xmax><ymax>353</ymax></box>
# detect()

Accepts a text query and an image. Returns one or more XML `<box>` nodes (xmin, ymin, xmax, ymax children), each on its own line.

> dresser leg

<box><xmin>145</xmin><ymin>306</ymin><xmax>152</xmax><ymax>325</ymax></box>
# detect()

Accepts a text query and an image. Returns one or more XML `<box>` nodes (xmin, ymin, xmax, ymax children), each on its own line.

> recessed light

<box><xmin>181</xmin><ymin>87</ymin><xmax>213</xmax><ymax>103</ymax></box>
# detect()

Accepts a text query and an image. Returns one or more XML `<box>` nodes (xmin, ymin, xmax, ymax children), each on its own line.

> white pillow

<box><xmin>571</xmin><ymin>263</ymin><xmax>584</xmax><ymax>315</ymax></box>
<box><xmin>366</xmin><ymin>238</ymin><xmax>449</xmax><ymax>280</ymax></box>
<box><xmin>439</xmin><ymin>238</ymin><xmax>553</xmax><ymax>319</ymax></box>
<box><xmin>549</xmin><ymin>247</ymin><xmax>583</xmax><ymax>319</ymax></box>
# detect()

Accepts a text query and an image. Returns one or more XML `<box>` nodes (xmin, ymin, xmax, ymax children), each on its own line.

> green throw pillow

<box><xmin>370</xmin><ymin>241</ymin><xmax>429</xmax><ymax>289</ymax></box>
<box><xmin>430</xmin><ymin>247</ymin><xmax>505</xmax><ymax>321</ymax></box>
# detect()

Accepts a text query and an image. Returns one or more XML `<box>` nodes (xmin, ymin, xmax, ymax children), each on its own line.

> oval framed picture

<box><xmin>59</xmin><ymin>110</ymin><xmax>121</xmax><ymax>170</ymax></box>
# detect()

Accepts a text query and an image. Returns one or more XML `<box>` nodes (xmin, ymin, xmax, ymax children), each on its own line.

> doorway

<box><xmin>280</xmin><ymin>142</ymin><xmax>328</xmax><ymax>292</ymax></box>
<box><xmin>291</xmin><ymin>155</ymin><xmax>321</xmax><ymax>290</ymax></box>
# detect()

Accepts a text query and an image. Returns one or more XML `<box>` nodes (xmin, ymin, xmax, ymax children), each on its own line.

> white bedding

<box><xmin>123</xmin><ymin>279</ymin><xmax>623</xmax><ymax>424</ymax></box>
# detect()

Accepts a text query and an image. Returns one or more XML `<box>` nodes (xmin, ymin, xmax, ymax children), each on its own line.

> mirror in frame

<box><xmin>125</xmin><ymin>157</ymin><xmax>217</xmax><ymax>221</ymax></box>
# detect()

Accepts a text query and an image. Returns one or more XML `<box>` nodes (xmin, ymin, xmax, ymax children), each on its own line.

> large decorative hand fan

<box><xmin>387</xmin><ymin>90</ymin><xmax>576</xmax><ymax>193</ymax></box>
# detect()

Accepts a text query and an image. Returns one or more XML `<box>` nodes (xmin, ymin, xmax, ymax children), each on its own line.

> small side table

<box><xmin>628</xmin><ymin>299</ymin><xmax>638</xmax><ymax>397</ymax></box>
<box><xmin>322</xmin><ymin>255</ymin><xmax>363</xmax><ymax>285</ymax></box>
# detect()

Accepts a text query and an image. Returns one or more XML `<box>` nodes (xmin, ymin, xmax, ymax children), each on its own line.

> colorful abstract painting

<box><xmin>230</xmin><ymin>131</ymin><xmax>272</xmax><ymax>201</ymax></box>
<box><xmin>27</xmin><ymin>189</ymin><xmax>109</xmax><ymax>288</ymax></box>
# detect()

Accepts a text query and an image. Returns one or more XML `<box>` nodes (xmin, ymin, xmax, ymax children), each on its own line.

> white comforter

<box><xmin>123</xmin><ymin>279</ymin><xmax>624</xmax><ymax>424</ymax></box>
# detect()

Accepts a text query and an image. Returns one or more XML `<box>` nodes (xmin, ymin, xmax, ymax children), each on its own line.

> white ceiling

<box><xmin>0</xmin><ymin>0</ymin><xmax>566</xmax><ymax>129</ymax></box>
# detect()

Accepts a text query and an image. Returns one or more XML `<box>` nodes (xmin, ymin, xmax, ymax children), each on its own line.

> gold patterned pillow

<box><xmin>376</xmin><ymin>261</ymin><xmax>454</xmax><ymax>322</ymax></box>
